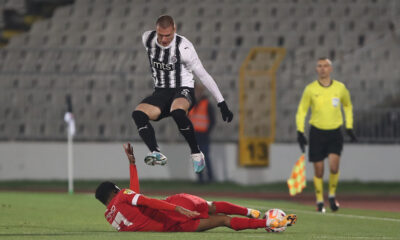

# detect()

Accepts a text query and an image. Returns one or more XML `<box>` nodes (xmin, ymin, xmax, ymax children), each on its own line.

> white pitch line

<box><xmin>242</xmin><ymin>236</ymin><xmax>397</xmax><ymax>240</ymax></box>
<box><xmin>316</xmin><ymin>236</ymin><xmax>397</xmax><ymax>240</ymax></box>
<box><xmin>249</xmin><ymin>205</ymin><xmax>400</xmax><ymax>223</ymax></box>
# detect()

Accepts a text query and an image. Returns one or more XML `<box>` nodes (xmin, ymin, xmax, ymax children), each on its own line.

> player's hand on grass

<box><xmin>217</xmin><ymin>101</ymin><xmax>233</xmax><ymax>122</ymax></box>
<box><xmin>175</xmin><ymin>206</ymin><xmax>200</xmax><ymax>218</ymax></box>
<box><xmin>123</xmin><ymin>143</ymin><xmax>136</xmax><ymax>165</ymax></box>
<box><xmin>346</xmin><ymin>129</ymin><xmax>358</xmax><ymax>142</ymax></box>
<box><xmin>297</xmin><ymin>131</ymin><xmax>307</xmax><ymax>153</ymax></box>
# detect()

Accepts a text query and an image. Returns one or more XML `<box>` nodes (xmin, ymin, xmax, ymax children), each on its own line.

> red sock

<box><xmin>230</xmin><ymin>217</ymin><xmax>266</xmax><ymax>231</ymax></box>
<box><xmin>214</xmin><ymin>201</ymin><xmax>248</xmax><ymax>216</ymax></box>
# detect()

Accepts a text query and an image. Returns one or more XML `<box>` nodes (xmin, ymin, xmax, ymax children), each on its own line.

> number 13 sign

<box><xmin>239</xmin><ymin>138</ymin><xmax>270</xmax><ymax>166</ymax></box>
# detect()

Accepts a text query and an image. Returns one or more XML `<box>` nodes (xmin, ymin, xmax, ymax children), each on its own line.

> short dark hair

<box><xmin>95</xmin><ymin>181</ymin><xmax>120</xmax><ymax>205</ymax></box>
<box><xmin>318</xmin><ymin>57</ymin><xmax>332</xmax><ymax>65</ymax></box>
<box><xmin>156</xmin><ymin>15</ymin><xmax>175</xmax><ymax>28</ymax></box>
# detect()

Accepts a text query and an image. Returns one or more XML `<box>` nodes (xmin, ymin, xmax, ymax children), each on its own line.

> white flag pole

<box><xmin>67</xmin><ymin>127</ymin><xmax>74</xmax><ymax>194</ymax></box>
<box><xmin>65</xmin><ymin>95</ymin><xmax>75</xmax><ymax>195</ymax></box>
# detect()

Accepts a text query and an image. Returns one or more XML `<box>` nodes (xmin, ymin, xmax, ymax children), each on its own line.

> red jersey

<box><xmin>103</xmin><ymin>164</ymin><xmax>209</xmax><ymax>232</ymax></box>
<box><xmin>105</xmin><ymin>189</ymin><xmax>166</xmax><ymax>231</ymax></box>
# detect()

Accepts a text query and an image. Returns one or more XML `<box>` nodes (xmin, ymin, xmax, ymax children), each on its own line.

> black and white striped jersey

<box><xmin>142</xmin><ymin>30</ymin><xmax>224</xmax><ymax>103</ymax></box>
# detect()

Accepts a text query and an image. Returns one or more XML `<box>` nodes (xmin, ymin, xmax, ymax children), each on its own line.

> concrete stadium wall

<box><xmin>0</xmin><ymin>142</ymin><xmax>399</xmax><ymax>184</ymax></box>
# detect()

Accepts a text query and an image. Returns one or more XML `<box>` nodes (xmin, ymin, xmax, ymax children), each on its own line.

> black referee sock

<box><xmin>132</xmin><ymin>111</ymin><xmax>160</xmax><ymax>152</ymax></box>
<box><xmin>170</xmin><ymin>109</ymin><xmax>200</xmax><ymax>154</ymax></box>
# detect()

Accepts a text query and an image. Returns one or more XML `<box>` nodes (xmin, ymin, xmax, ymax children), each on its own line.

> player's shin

<box><xmin>213</xmin><ymin>201</ymin><xmax>250</xmax><ymax>216</ymax></box>
<box><xmin>170</xmin><ymin>109</ymin><xmax>200</xmax><ymax>153</ymax></box>
<box><xmin>230</xmin><ymin>217</ymin><xmax>266</xmax><ymax>231</ymax></box>
<box><xmin>132</xmin><ymin>111</ymin><xmax>160</xmax><ymax>152</ymax></box>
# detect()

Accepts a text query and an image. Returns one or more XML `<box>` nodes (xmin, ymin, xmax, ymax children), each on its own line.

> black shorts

<box><xmin>141</xmin><ymin>87</ymin><xmax>195</xmax><ymax>121</ymax></box>
<box><xmin>308</xmin><ymin>125</ymin><xmax>343</xmax><ymax>162</ymax></box>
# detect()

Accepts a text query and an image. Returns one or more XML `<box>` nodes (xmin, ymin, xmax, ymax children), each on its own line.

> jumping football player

<box><xmin>131</xmin><ymin>15</ymin><xmax>233</xmax><ymax>173</ymax></box>
<box><xmin>95</xmin><ymin>143</ymin><xmax>297</xmax><ymax>232</ymax></box>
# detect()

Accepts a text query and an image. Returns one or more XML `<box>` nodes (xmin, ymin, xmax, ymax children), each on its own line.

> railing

<box><xmin>355</xmin><ymin>109</ymin><xmax>400</xmax><ymax>143</ymax></box>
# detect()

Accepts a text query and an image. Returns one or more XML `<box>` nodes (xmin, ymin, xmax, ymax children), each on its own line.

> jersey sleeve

<box><xmin>119</xmin><ymin>189</ymin><xmax>143</xmax><ymax>206</ymax></box>
<box><xmin>136</xmin><ymin>195</ymin><xmax>176</xmax><ymax>211</ymax></box>
<box><xmin>129</xmin><ymin>164</ymin><xmax>140</xmax><ymax>193</ymax></box>
<box><xmin>119</xmin><ymin>189</ymin><xmax>177</xmax><ymax>211</ymax></box>
<box><xmin>341</xmin><ymin>86</ymin><xmax>354</xmax><ymax>129</ymax></box>
<box><xmin>180</xmin><ymin>40</ymin><xmax>225</xmax><ymax>103</ymax></box>
<box><xmin>142</xmin><ymin>31</ymin><xmax>152</xmax><ymax>48</ymax></box>
<box><xmin>296</xmin><ymin>85</ymin><xmax>311</xmax><ymax>133</ymax></box>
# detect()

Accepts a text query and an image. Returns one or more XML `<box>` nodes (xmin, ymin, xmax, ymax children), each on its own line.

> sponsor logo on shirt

<box><xmin>123</xmin><ymin>189</ymin><xmax>135</xmax><ymax>195</ymax></box>
<box><xmin>152</xmin><ymin>59</ymin><xmax>175</xmax><ymax>71</ymax></box>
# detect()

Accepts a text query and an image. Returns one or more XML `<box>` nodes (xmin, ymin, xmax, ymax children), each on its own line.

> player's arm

<box><xmin>138</xmin><ymin>195</ymin><xmax>199</xmax><ymax>217</ymax></box>
<box><xmin>182</xmin><ymin>42</ymin><xmax>233</xmax><ymax>122</ymax></box>
<box><xmin>295</xmin><ymin>86</ymin><xmax>311</xmax><ymax>152</ymax></box>
<box><xmin>341</xmin><ymin>86</ymin><xmax>353</xmax><ymax>129</ymax></box>
<box><xmin>341</xmin><ymin>86</ymin><xmax>357</xmax><ymax>142</ymax></box>
<box><xmin>295</xmin><ymin>86</ymin><xmax>311</xmax><ymax>133</ymax></box>
<box><xmin>123</xmin><ymin>143</ymin><xmax>140</xmax><ymax>193</ymax></box>
<box><xmin>122</xmin><ymin>192</ymin><xmax>199</xmax><ymax>218</ymax></box>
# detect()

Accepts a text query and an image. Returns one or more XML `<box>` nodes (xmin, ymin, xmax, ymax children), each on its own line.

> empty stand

<box><xmin>1</xmin><ymin>0</ymin><xmax>399</xmax><ymax>142</ymax></box>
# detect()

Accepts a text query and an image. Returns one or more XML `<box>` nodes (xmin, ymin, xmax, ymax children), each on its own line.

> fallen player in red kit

<box><xmin>95</xmin><ymin>143</ymin><xmax>297</xmax><ymax>232</ymax></box>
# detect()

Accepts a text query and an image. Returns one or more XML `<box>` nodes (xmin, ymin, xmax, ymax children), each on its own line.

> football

<box><xmin>264</xmin><ymin>208</ymin><xmax>287</xmax><ymax>233</ymax></box>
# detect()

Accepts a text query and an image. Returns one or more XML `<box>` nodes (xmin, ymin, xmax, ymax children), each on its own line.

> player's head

<box><xmin>156</xmin><ymin>15</ymin><xmax>176</xmax><ymax>47</ymax></box>
<box><xmin>316</xmin><ymin>57</ymin><xmax>333</xmax><ymax>79</ymax></box>
<box><xmin>95</xmin><ymin>181</ymin><xmax>120</xmax><ymax>206</ymax></box>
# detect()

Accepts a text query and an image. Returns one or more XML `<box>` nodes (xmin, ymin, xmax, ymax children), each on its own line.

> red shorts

<box><xmin>163</xmin><ymin>193</ymin><xmax>209</xmax><ymax>232</ymax></box>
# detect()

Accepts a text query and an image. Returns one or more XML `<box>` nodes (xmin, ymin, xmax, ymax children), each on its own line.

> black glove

<box><xmin>346</xmin><ymin>129</ymin><xmax>358</xmax><ymax>142</ymax></box>
<box><xmin>297</xmin><ymin>131</ymin><xmax>307</xmax><ymax>153</ymax></box>
<box><xmin>217</xmin><ymin>101</ymin><xmax>233</xmax><ymax>122</ymax></box>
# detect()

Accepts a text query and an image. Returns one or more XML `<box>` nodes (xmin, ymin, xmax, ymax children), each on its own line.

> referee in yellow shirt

<box><xmin>296</xmin><ymin>58</ymin><xmax>357</xmax><ymax>213</ymax></box>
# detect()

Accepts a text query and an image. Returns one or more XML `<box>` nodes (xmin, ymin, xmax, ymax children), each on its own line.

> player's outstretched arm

<box><xmin>123</xmin><ymin>143</ymin><xmax>140</xmax><ymax>193</ymax></box>
<box><xmin>123</xmin><ymin>143</ymin><xmax>136</xmax><ymax>165</ymax></box>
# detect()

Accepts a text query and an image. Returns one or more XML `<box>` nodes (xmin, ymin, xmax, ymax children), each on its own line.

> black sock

<box><xmin>170</xmin><ymin>109</ymin><xmax>200</xmax><ymax>154</ymax></box>
<box><xmin>132</xmin><ymin>110</ymin><xmax>159</xmax><ymax>152</ymax></box>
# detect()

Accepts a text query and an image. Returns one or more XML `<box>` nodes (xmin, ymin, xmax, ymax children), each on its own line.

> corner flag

<box><xmin>287</xmin><ymin>154</ymin><xmax>306</xmax><ymax>196</ymax></box>
<box><xmin>64</xmin><ymin>95</ymin><xmax>75</xmax><ymax>194</ymax></box>
<box><xmin>64</xmin><ymin>95</ymin><xmax>75</xmax><ymax>136</ymax></box>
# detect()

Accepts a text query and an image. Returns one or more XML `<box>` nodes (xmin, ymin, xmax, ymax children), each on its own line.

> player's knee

<box><xmin>223</xmin><ymin>216</ymin><xmax>232</xmax><ymax>227</ymax></box>
<box><xmin>330</xmin><ymin>168</ymin><xmax>339</xmax><ymax>174</ymax></box>
<box><xmin>132</xmin><ymin>110</ymin><xmax>149</xmax><ymax>128</ymax></box>
<box><xmin>170</xmin><ymin>109</ymin><xmax>190</xmax><ymax>128</ymax></box>
<box><xmin>170</xmin><ymin>109</ymin><xmax>186</xmax><ymax>120</ymax></box>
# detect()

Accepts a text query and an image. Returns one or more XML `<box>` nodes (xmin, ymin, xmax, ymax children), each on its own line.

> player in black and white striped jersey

<box><xmin>132</xmin><ymin>15</ymin><xmax>233</xmax><ymax>174</ymax></box>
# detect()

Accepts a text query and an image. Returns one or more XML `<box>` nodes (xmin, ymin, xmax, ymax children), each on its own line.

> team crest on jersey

<box><xmin>123</xmin><ymin>189</ymin><xmax>135</xmax><ymax>195</ymax></box>
<box><xmin>180</xmin><ymin>89</ymin><xmax>190</xmax><ymax>97</ymax></box>
<box><xmin>332</xmin><ymin>97</ymin><xmax>339</xmax><ymax>107</ymax></box>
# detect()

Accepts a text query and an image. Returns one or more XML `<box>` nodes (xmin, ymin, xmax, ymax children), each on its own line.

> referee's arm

<box><xmin>296</xmin><ymin>86</ymin><xmax>311</xmax><ymax>133</ymax></box>
<box><xmin>341</xmin><ymin>87</ymin><xmax>354</xmax><ymax>129</ymax></box>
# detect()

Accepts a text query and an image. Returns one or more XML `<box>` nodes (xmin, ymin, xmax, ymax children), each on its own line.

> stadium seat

<box><xmin>1</xmin><ymin>0</ymin><xmax>399</xmax><ymax>142</ymax></box>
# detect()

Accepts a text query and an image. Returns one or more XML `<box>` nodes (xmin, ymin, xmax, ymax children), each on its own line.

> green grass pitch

<box><xmin>1</xmin><ymin>191</ymin><xmax>399</xmax><ymax>240</ymax></box>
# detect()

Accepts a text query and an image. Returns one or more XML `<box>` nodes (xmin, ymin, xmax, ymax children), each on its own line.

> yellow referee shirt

<box><xmin>296</xmin><ymin>80</ymin><xmax>353</xmax><ymax>133</ymax></box>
